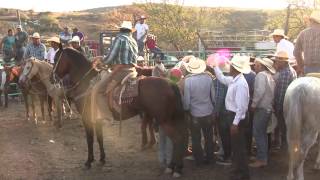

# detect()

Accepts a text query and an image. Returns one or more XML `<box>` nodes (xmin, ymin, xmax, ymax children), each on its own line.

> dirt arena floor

<box><xmin>0</xmin><ymin>100</ymin><xmax>319</xmax><ymax>180</ymax></box>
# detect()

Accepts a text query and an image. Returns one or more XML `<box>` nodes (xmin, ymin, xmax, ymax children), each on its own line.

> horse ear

<box><xmin>59</xmin><ymin>43</ymin><xmax>63</xmax><ymax>50</ymax></box>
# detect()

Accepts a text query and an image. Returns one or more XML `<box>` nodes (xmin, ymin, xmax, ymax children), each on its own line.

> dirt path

<box><xmin>0</xmin><ymin>101</ymin><xmax>319</xmax><ymax>180</ymax></box>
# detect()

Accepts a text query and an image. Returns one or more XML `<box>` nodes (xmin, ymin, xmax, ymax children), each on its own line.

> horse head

<box><xmin>18</xmin><ymin>58</ymin><xmax>38</xmax><ymax>86</ymax></box>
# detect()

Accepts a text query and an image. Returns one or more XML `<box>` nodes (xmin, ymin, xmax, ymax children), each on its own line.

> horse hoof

<box><xmin>100</xmin><ymin>159</ymin><xmax>106</xmax><ymax>165</ymax></box>
<box><xmin>84</xmin><ymin>162</ymin><xmax>92</xmax><ymax>169</ymax></box>
<box><xmin>164</xmin><ymin>167</ymin><xmax>173</xmax><ymax>174</ymax></box>
<box><xmin>172</xmin><ymin>172</ymin><xmax>182</xmax><ymax>178</ymax></box>
<box><xmin>314</xmin><ymin>163</ymin><xmax>320</xmax><ymax>170</ymax></box>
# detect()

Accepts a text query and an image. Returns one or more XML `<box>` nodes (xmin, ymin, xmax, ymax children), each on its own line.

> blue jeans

<box><xmin>304</xmin><ymin>66</ymin><xmax>320</xmax><ymax>74</ymax></box>
<box><xmin>158</xmin><ymin>126</ymin><xmax>173</xmax><ymax>167</ymax></box>
<box><xmin>253</xmin><ymin>108</ymin><xmax>271</xmax><ymax>161</ymax></box>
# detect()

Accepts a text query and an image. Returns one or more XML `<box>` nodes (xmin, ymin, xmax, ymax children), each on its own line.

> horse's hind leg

<box><xmin>83</xmin><ymin>119</ymin><xmax>95</xmax><ymax>168</ymax></box>
<box><xmin>141</xmin><ymin>114</ymin><xmax>148</xmax><ymax>150</ymax></box>
<box><xmin>314</xmin><ymin>135</ymin><xmax>320</xmax><ymax>170</ymax></box>
<box><xmin>39</xmin><ymin>95</ymin><xmax>46</xmax><ymax>122</ymax></box>
<box><xmin>95</xmin><ymin>119</ymin><xmax>106</xmax><ymax>164</ymax></box>
<box><xmin>147</xmin><ymin>116</ymin><xmax>156</xmax><ymax>148</ymax></box>
<box><xmin>290</xmin><ymin>130</ymin><xmax>317</xmax><ymax>180</ymax></box>
<box><xmin>4</xmin><ymin>89</ymin><xmax>8</xmax><ymax>108</ymax></box>
<box><xmin>47</xmin><ymin>96</ymin><xmax>53</xmax><ymax>121</ymax></box>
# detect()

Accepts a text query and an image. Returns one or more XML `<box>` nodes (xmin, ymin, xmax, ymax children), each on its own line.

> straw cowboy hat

<box><xmin>119</xmin><ymin>21</ymin><xmax>133</xmax><ymax>30</ymax></box>
<box><xmin>255</xmin><ymin>58</ymin><xmax>276</xmax><ymax>74</ymax></box>
<box><xmin>69</xmin><ymin>36</ymin><xmax>80</xmax><ymax>43</ymax></box>
<box><xmin>186</xmin><ymin>58</ymin><xmax>206</xmax><ymax>74</ymax></box>
<box><xmin>16</xmin><ymin>25</ymin><xmax>22</xmax><ymax>29</ymax></box>
<box><xmin>309</xmin><ymin>10</ymin><xmax>320</xmax><ymax>24</ymax></box>
<box><xmin>221</xmin><ymin>61</ymin><xmax>231</xmax><ymax>73</ymax></box>
<box><xmin>32</xmin><ymin>32</ymin><xmax>40</xmax><ymax>39</ymax></box>
<box><xmin>47</xmin><ymin>37</ymin><xmax>60</xmax><ymax>44</ymax></box>
<box><xmin>269</xmin><ymin>29</ymin><xmax>288</xmax><ymax>38</ymax></box>
<box><xmin>230</xmin><ymin>56</ymin><xmax>251</xmax><ymax>74</ymax></box>
<box><xmin>137</xmin><ymin>56</ymin><xmax>145</xmax><ymax>61</ymax></box>
<box><xmin>273</xmin><ymin>51</ymin><xmax>289</xmax><ymax>61</ymax></box>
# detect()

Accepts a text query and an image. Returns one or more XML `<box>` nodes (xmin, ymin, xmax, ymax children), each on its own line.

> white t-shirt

<box><xmin>276</xmin><ymin>39</ymin><xmax>295</xmax><ymax>64</ymax></box>
<box><xmin>46</xmin><ymin>47</ymin><xmax>58</xmax><ymax>64</ymax></box>
<box><xmin>135</xmin><ymin>23</ymin><xmax>149</xmax><ymax>40</ymax></box>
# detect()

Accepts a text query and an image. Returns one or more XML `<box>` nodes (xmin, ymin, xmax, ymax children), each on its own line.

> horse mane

<box><xmin>63</xmin><ymin>48</ymin><xmax>92</xmax><ymax>69</ymax></box>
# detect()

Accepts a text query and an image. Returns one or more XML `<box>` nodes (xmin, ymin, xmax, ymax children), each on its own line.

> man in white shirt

<box><xmin>210</xmin><ymin>55</ymin><xmax>250</xmax><ymax>180</ymax></box>
<box><xmin>270</xmin><ymin>29</ymin><xmax>295</xmax><ymax>65</ymax></box>
<box><xmin>249</xmin><ymin>58</ymin><xmax>275</xmax><ymax>168</ymax></box>
<box><xmin>46</xmin><ymin>37</ymin><xmax>61</xmax><ymax>64</ymax></box>
<box><xmin>135</xmin><ymin>15</ymin><xmax>149</xmax><ymax>56</ymax></box>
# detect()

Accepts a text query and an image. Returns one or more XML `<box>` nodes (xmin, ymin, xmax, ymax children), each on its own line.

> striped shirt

<box><xmin>274</xmin><ymin>65</ymin><xmax>297</xmax><ymax>114</ymax></box>
<box><xmin>103</xmin><ymin>33</ymin><xmax>138</xmax><ymax>65</ymax></box>
<box><xmin>24</xmin><ymin>43</ymin><xmax>46</xmax><ymax>60</ymax></box>
<box><xmin>294</xmin><ymin>24</ymin><xmax>320</xmax><ymax>67</ymax></box>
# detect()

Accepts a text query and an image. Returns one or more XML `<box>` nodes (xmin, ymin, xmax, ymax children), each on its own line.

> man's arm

<box><xmin>183</xmin><ymin>78</ymin><xmax>191</xmax><ymax>111</ymax></box>
<box><xmin>251</xmin><ymin>73</ymin><xmax>265</xmax><ymax>108</ymax></box>
<box><xmin>213</xmin><ymin>67</ymin><xmax>233</xmax><ymax>86</ymax></box>
<box><xmin>294</xmin><ymin>32</ymin><xmax>304</xmax><ymax>70</ymax></box>
<box><xmin>40</xmin><ymin>44</ymin><xmax>47</xmax><ymax>60</ymax></box>
<box><xmin>102</xmin><ymin>37</ymin><xmax>121</xmax><ymax>65</ymax></box>
<box><xmin>233</xmin><ymin>85</ymin><xmax>249</xmax><ymax>125</ymax></box>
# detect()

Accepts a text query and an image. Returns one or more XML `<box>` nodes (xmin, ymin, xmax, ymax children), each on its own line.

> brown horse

<box><xmin>53</xmin><ymin>48</ymin><xmax>188</xmax><ymax>177</ymax></box>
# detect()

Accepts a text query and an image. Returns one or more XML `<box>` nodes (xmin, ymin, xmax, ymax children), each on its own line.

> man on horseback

<box><xmin>94</xmin><ymin>21</ymin><xmax>138</xmax><ymax>121</ymax></box>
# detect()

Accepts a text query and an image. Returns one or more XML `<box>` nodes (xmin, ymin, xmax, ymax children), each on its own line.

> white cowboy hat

<box><xmin>230</xmin><ymin>56</ymin><xmax>251</xmax><ymax>74</ymax></box>
<box><xmin>119</xmin><ymin>21</ymin><xmax>133</xmax><ymax>30</ymax></box>
<box><xmin>137</xmin><ymin>56</ymin><xmax>145</xmax><ymax>61</ymax></box>
<box><xmin>47</xmin><ymin>37</ymin><xmax>60</xmax><ymax>44</ymax></box>
<box><xmin>16</xmin><ymin>25</ymin><xmax>22</xmax><ymax>29</ymax></box>
<box><xmin>273</xmin><ymin>51</ymin><xmax>289</xmax><ymax>61</ymax></box>
<box><xmin>140</xmin><ymin>15</ymin><xmax>147</xmax><ymax>19</ymax></box>
<box><xmin>186</xmin><ymin>58</ymin><xmax>206</xmax><ymax>74</ymax></box>
<box><xmin>0</xmin><ymin>64</ymin><xmax>4</xmax><ymax>70</ymax></box>
<box><xmin>69</xmin><ymin>36</ymin><xmax>80</xmax><ymax>43</ymax></box>
<box><xmin>309</xmin><ymin>10</ymin><xmax>320</xmax><ymax>24</ymax></box>
<box><xmin>269</xmin><ymin>29</ymin><xmax>288</xmax><ymax>38</ymax></box>
<box><xmin>255</xmin><ymin>58</ymin><xmax>276</xmax><ymax>74</ymax></box>
<box><xmin>32</xmin><ymin>32</ymin><xmax>40</xmax><ymax>39</ymax></box>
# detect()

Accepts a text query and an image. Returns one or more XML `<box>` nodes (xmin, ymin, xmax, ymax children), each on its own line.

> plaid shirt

<box><xmin>103</xmin><ymin>33</ymin><xmax>138</xmax><ymax>65</ymax></box>
<box><xmin>24</xmin><ymin>43</ymin><xmax>46</xmax><ymax>60</ymax></box>
<box><xmin>274</xmin><ymin>65</ymin><xmax>297</xmax><ymax>113</ymax></box>
<box><xmin>294</xmin><ymin>24</ymin><xmax>320</xmax><ymax>67</ymax></box>
<box><xmin>214</xmin><ymin>79</ymin><xmax>228</xmax><ymax>114</ymax></box>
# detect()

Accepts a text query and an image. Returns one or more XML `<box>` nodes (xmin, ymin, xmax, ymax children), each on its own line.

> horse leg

<box><xmin>54</xmin><ymin>97</ymin><xmax>62</xmax><ymax>128</ymax></box>
<box><xmin>0</xmin><ymin>91</ymin><xmax>2</xmax><ymax>106</ymax></box>
<box><xmin>148</xmin><ymin>118</ymin><xmax>156</xmax><ymax>148</ymax></box>
<box><xmin>4</xmin><ymin>89</ymin><xmax>8</xmax><ymax>108</ymax></box>
<box><xmin>83</xmin><ymin>119</ymin><xmax>95</xmax><ymax>168</ymax></box>
<box><xmin>288</xmin><ymin>130</ymin><xmax>317</xmax><ymax>180</ymax></box>
<box><xmin>95</xmin><ymin>119</ymin><xmax>106</xmax><ymax>164</ymax></box>
<box><xmin>47</xmin><ymin>96</ymin><xmax>53</xmax><ymax>121</ymax></box>
<box><xmin>22</xmin><ymin>92</ymin><xmax>30</xmax><ymax>121</ymax></box>
<box><xmin>30</xmin><ymin>95</ymin><xmax>37</xmax><ymax>123</ymax></box>
<box><xmin>141</xmin><ymin>114</ymin><xmax>148</xmax><ymax>150</ymax></box>
<box><xmin>39</xmin><ymin>95</ymin><xmax>46</xmax><ymax>122</ymax></box>
<box><xmin>314</xmin><ymin>136</ymin><xmax>320</xmax><ymax>170</ymax></box>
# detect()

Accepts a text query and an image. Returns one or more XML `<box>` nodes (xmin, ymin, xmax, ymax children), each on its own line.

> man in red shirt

<box><xmin>145</xmin><ymin>34</ymin><xmax>164</xmax><ymax>60</ymax></box>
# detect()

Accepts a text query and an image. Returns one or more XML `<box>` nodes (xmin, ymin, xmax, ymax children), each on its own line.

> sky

<box><xmin>0</xmin><ymin>0</ymin><xmax>290</xmax><ymax>12</ymax></box>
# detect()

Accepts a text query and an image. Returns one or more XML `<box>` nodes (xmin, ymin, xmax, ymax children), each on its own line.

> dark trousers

<box><xmin>190</xmin><ymin>115</ymin><xmax>214</xmax><ymax>164</ymax></box>
<box><xmin>226</xmin><ymin>111</ymin><xmax>250</xmax><ymax>180</ymax></box>
<box><xmin>275</xmin><ymin>112</ymin><xmax>287</xmax><ymax>149</ymax></box>
<box><xmin>245</xmin><ymin>111</ymin><xmax>254</xmax><ymax>155</ymax></box>
<box><xmin>218</xmin><ymin>110</ymin><xmax>233</xmax><ymax>159</ymax></box>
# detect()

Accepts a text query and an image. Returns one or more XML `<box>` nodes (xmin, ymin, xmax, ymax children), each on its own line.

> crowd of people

<box><xmin>1</xmin><ymin>9</ymin><xmax>320</xmax><ymax>180</ymax></box>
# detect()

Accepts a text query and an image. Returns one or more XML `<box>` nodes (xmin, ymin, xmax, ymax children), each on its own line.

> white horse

<box><xmin>284</xmin><ymin>76</ymin><xmax>320</xmax><ymax>180</ymax></box>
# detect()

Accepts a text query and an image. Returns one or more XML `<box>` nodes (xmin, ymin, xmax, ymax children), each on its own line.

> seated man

<box><xmin>69</xmin><ymin>36</ymin><xmax>85</xmax><ymax>55</ymax></box>
<box><xmin>145</xmin><ymin>34</ymin><xmax>164</xmax><ymax>60</ymax></box>
<box><xmin>24</xmin><ymin>32</ymin><xmax>46</xmax><ymax>61</ymax></box>
<box><xmin>93</xmin><ymin>21</ymin><xmax>138</xmax><ymax>121</ymax></box>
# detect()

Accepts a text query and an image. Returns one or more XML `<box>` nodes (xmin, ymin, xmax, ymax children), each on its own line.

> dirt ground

<box><xmin>0</xmin><ymin>100</ymin><xmax>320</xmax><ymax>180</ymax></box>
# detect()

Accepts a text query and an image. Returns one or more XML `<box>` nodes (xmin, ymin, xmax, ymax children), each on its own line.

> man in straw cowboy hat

<box><xmin>183</xmin><ymin>57</ymin><xmax>215</xmax><ymax>166</ymax></box>
<box><xmin>249</xmin><ymin>58</ymin><xmax>275</xmax><ymax>168</ymax></box>
<box><xmin>272</xmin><ymin>51</ymin><xmax>297</xmax><ymax>150</ymax></box>
<box><xmin>209</xmin><ymin>55</ymin><xmax>251</xmax><ymax>180</ymax></box>
<box><xmin>46</xmin><ymin>37</ymin><xmax>61</xmax><ymax>65</ymax></box>
<box><xmin>93</xmin><ymin>21</ymin><xmax>138</xmax><ymax>122</ymax></box>
<box><xmin>135</xmin><ymin>15</ymin><xmax>149</xmax><ymax>56</ymax></box>
<box><xmin>270</xmin><ymin>29</ymin><xmax>295</xmax><ymax>65</ymax></box>
<box><xmin>294</xmin><ymin>10</ymin><xmax>320</xmax><ymax>74</ymax></box>
<box><xmin>24</xmin><ymin>32</ymin><xmax>46</xmax><ymax>61</ymax></box>
<box><xmin>14</xmin><ymin>25</ymin><xmax>28</xmax><ymax>63</ymax></box>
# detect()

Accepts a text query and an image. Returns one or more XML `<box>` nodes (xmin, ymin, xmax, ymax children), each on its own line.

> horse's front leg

<box><xmin>95</xmin><ymin>119</ymin><xmax>106</xmax><ymax>165</ymax></box>
<box><xmin>54</xmin><ymin>96</ymin><xmax>62</xmax><ymax>128</ymax></box>
<box><xmin>47</xmin><ymin>96</ymin><xmax>53</xmax><ymax>121</ymax></box>
<box><xmin>83</xmin><ymin>119</ymin><xmax>95</xmax><ymax>168</ymax></box>
<box><xmin>39</xmin><ymin>95</ymin><xmax>46</xmax><ymax>122</ymax></box>
<box><xmin>148</xmin><ymin>119</ymin><xmax>156</xmax><ymax>148</ymax></box>
<box><xmin>4</xmin><ymin>88</ymin><xmax>8</xmax><ymax>108</ymax></box>
<box><xmin>314</xmin><ymin>137</ymin><xmax>320</xmax><ymax>170</ymax></box>
<box><xmin>141</xmin><ymin>114</ymin><xmax>148</xmax><ymax>150</ymax></box>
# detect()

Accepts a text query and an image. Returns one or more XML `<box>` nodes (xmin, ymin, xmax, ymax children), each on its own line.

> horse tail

<box><xmin>170</xmin><ymin>83</ymin><xmax>184</xmax><ymax>122</ymax></box>
<box><xmin>284</xmin><ymin>84</ymin><xmax>304</xmax><ymax>169</ymax></box>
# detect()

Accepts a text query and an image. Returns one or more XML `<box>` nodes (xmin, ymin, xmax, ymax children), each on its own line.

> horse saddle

<box><xmin>306</xmin><ymin>73</ymin><xmax>320</xmax><ymax>78</ymax></box>
<box><xmin>109</xmin><ymin>71</ymin><xmax>139</xmax><ymax>107</ymax></box>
